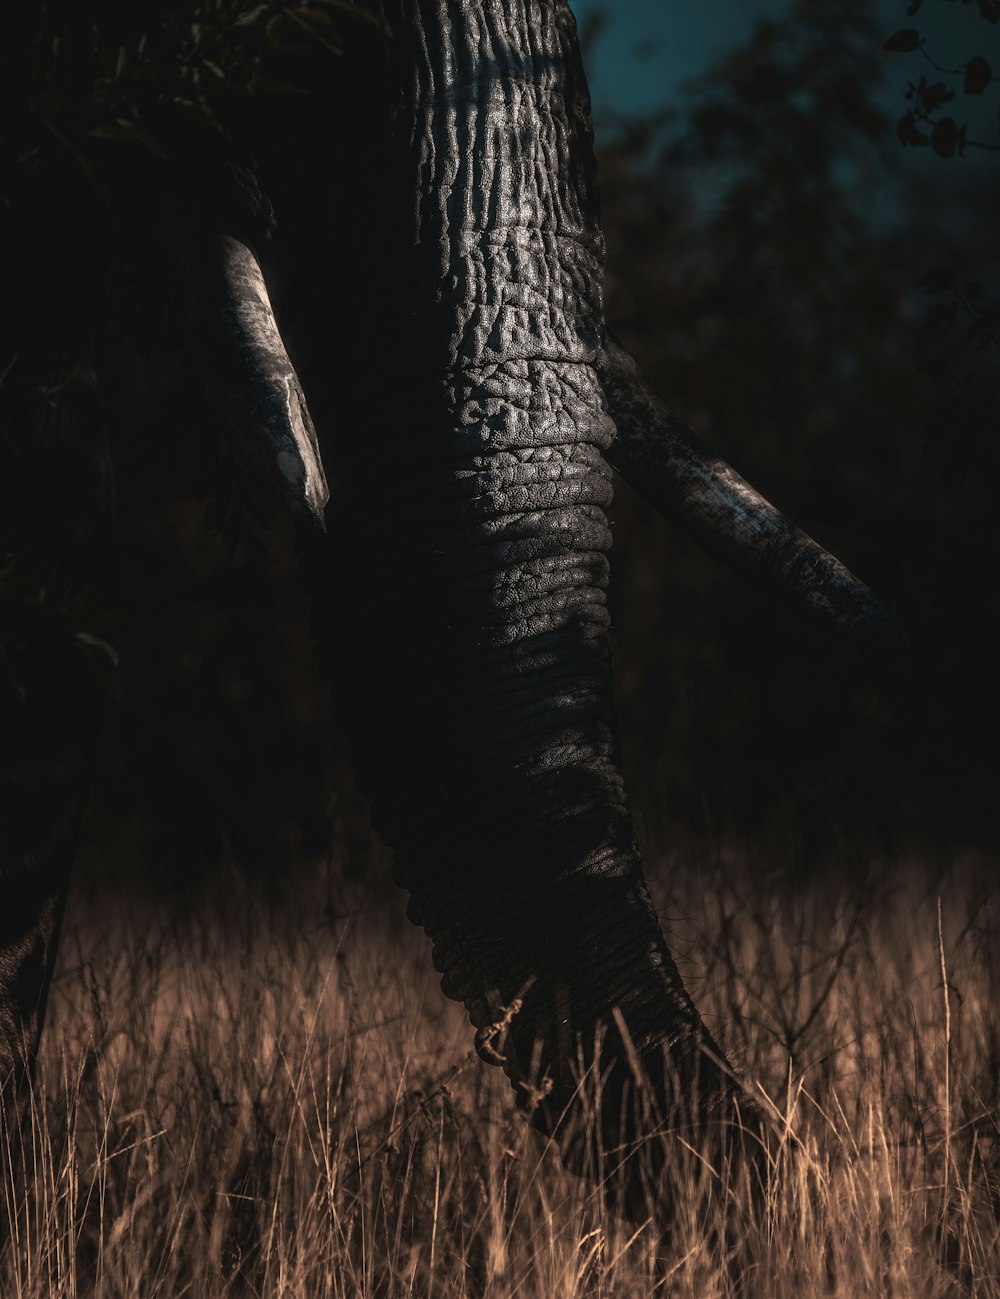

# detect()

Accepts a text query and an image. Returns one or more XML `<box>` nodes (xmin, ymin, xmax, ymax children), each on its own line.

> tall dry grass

<box><xmin>2</xmin><ymin>849</ymin><xmax>998</xmax><ymax>1296</ymax></box>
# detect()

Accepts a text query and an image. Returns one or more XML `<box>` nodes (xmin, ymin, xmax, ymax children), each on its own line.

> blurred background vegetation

<box><xmin>2</xmin><ymin>0</ymin><xmax>997</xmax><ymax>899</ymax></box>
<box><xmin>588</xmin><ymin>0</ymin><xmax>1000</xmax><ymax>870</ymax></box>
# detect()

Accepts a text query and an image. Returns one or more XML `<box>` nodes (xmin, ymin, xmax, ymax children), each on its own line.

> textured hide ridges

<box><xmin>309</xmin><ymin>0</ymin><xmax>749</xmax><ymax>1158</ymax></box>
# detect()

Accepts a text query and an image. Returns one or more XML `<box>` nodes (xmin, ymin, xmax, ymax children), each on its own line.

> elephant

<box><xmin>0</xmin><ymin>0</ymin><xmax>903</xmax><ymax>1219</ymax></box>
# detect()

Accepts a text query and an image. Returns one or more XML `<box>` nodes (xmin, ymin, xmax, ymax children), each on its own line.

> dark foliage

<box><xmin>596</xmin><ymin>0</ymin><xmax>999</xmax><ymax>862</ymax></box>
<box><xmin>0</xmin><ymin>2</ymin><xmax>385</xmax><ymax>888</ymax></box>
<box><xmin>886</xmin><ymin>0</ymin><xmax>1000</xmax><ymax>157</ymax></box>
<box><xmin>2</xmin><ymin>0</ymin><xmax>996</xmax><ymax>894</ymax></box>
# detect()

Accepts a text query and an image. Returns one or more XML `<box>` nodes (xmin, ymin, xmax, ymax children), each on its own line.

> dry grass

<box><xmin>3</xmin><ymin>849</ymin><xmax>999</xmax><ymax>1296</ymax></box>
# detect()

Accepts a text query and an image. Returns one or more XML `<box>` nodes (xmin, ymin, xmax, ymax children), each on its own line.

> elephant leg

<box><xmin>0</xmin><ymin>358</ymin><xmax>113</xmax><ymax>1157</ymax></box>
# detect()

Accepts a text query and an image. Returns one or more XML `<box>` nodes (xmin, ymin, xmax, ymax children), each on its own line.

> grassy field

<box><xmin>3</xmin><ymin>847</ymin><xmax>998</xmax><ymax>1297</ymax></box>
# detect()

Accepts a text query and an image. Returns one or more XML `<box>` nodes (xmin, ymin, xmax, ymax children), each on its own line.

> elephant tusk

<box><xmin>597</xmin><ymin>338</ymin><xmax>907</xmax><ymax>653</ymax></box>
<box><xmin>209</xmin><ymin>236</ymin><xmax>329</xmax><ymax>529</ymax></box>
<box><xmin>159</xmin><ymin>202</ymin><xmax>329</xmax><ymax>530</ymax></box>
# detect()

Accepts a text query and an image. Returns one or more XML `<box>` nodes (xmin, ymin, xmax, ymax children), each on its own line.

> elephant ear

<box><xmin>152</xmin><ymin>188</ymin><xmax>329</xmax><ymax>530</ymax></box>
<box><xmin>599</xmin><ymin>338</ymin><xmax>907</xmax><ymax>653</ymax></box>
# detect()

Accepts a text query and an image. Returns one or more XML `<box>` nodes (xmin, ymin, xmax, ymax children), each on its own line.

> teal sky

<box><xmin>572</xmin><ymin>0</ymin><xmax>995</xmax><ymax>138</ymax></box>
<box><xmin>571</xmin><ymin>0</ymin><xmax>997</xmax><ymax>219</ymax></box>
<box><xmin>571</xmin><ymin>0</ymin><xmax>788</xmax><ymax>120</ymax></box>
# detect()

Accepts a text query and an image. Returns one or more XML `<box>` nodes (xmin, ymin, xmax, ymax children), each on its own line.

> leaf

<box><xmin>920</xmin><ymin>81</ymin><xmax>955</xmax><ymax>109</ymax></box>
<box><xmin>931</xmin><ymin>117</ymin><xmax>959</xmax><ymax>157</ymax></box>
<box><xmin>963</xmin><ymin>55</ymin><xmax>992</xmax><ymax>93</ymax></box>
<box><xmin>897</xmin><ymin>113</ymin><xmax>930</xmax><ymax>146</ymax></box>
<box><xmin>264</xmin><ymin>22</ymin><xmax>313</xmax><ymax>52</ymax></box>
<box><xmin>233</xmin><ymin>5</ymin><xmax>270</xmax><ymax>26</ymax></box>
<box><xmin>312</xmin><ymin>0</ymin><xmax>391</xmax><ymax>32</ymax></box>
<box><xmin>285</xmin><ymin>9</ymin><xmax>346</xmax><ymax>54</ymax></box>
<box><xmin>883</xmin><ymin>28</ymin><xmax>923</xmax><ymax>52</ymax></box>
<box><xmin>907</xmin><ymin>0</ymin><xmax>924</xmax><ymax>12</ymax></box>
<box><xmin>977</xmin><ymin>0</ymin><xmax>999</xmax><ymax>23</ymax></box>
<box><xmin>924</xmin><ymin>302</ymin><xmax>959</xmax><ymax>333</ymax></box>
<box><xmin>919</xmin><ymin>264</ymin><xmax>957</xmax><ymax>293</ymax></box>
<box><xmin>88</xmin><ymin>120</ymin><xmax>142</xmax><ymax>142</ymax></box>
<box><xmin>960</xmin><ymin>308</ymin><xmax>1000</xmax><ymax>346</ymax></box>
<box><xmin>294</xmin><ymin>5</ymin><xmax>336</xmax><ymax>26</ymax></box>
<box><xmin>75</xmin><ymin>631</ymin><xmax>120</xmax><ymax>669</ymax></box>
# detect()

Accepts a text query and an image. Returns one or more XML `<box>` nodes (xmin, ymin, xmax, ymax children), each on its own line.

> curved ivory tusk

<box><xmin>159</xmin><ymin>199</ymin><xmax>329</xmax><ymax>530</ymax></box>
<box><xmin>206</xmin><ymin>235</ymin><xmax>329</xmax><ymax>528</ymax></box>
<box><xmin>597</xmin><ymin>338</ymin><xmax>907</xmax><ymax>652</ymax></box>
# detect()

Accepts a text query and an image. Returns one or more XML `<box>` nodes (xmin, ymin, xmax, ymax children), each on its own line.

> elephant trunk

<box><xmin>315</xmin><ymin>0</ymin><xmax>761</xmax><ymax>1189</ymax></box>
